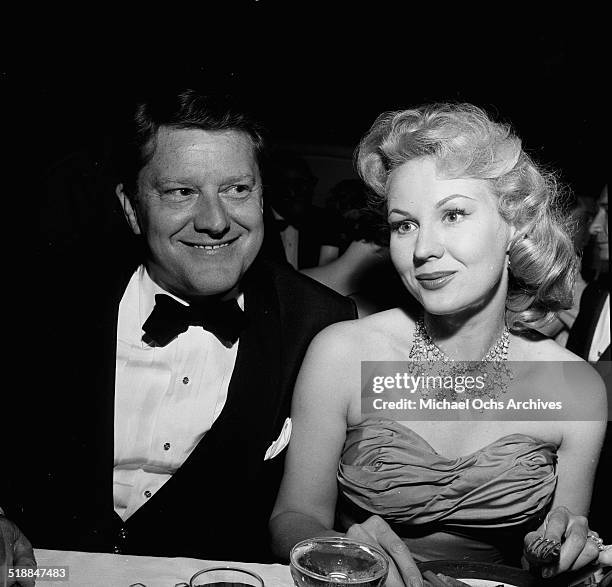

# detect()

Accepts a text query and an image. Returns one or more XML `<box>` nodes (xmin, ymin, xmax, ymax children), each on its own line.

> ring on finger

<box><xmin>587</xmin><ymin>532</ymin><xmax>606</xmax><ymax>551</ymax></box>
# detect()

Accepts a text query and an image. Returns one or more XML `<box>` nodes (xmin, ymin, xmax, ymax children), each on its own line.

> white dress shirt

<box><xmin>589</xmin><ymin>293</ymin><xmax>610</xmax><ymax>362</ymax></box>
<box><xmin>113</xmin><ymin>267</ymin><xmax>240</xmax><ymax>520</ymax></box>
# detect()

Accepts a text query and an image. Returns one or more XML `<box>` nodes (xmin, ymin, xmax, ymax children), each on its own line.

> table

<box><xmin>33</xmin><ymin>549</ymin><xmax>294</xmax><ymax>587</ymax></box>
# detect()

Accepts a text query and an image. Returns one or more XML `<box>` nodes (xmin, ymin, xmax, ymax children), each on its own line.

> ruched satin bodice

<box><xmin>336</xmin><ymin>419</ymin><xmax>558</xmax><ymax>563</ymax></box>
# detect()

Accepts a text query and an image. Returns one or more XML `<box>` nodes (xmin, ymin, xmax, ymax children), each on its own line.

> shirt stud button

<box><xmin>144</xmin><ymin>490</ymin><xmax>152</xmax><ymax>498</ymax></box>
<box><xmin>163</xmin><ymin>442</ymin><xmax>171</xmax><ymax>451</ymax></box>
<box><xmin>182</xmin><ymin>377</ymin><xmax>189</xmax><ymax>385</ymax></box>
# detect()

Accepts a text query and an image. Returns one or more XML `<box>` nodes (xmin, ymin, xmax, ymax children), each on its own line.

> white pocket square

<box><xmin>264</xmin><ymin>417</ymin><xmax>292</xmax><ymax>461</ymax></box>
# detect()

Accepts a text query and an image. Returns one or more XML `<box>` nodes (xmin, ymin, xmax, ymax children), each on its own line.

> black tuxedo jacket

<box><xmin>566</xmin><ymin>276</ymin><xmax>611</xmax><ymax>528</ymax></box>
<box><xmin>10</xmin><ymin>239</ymin><xmax>355</xmax><ymax>562</ymax></box>
<box><xmin>566</xmin><ymin>276</ymin><xmax>610</xmax><ymax>362</ymax></box>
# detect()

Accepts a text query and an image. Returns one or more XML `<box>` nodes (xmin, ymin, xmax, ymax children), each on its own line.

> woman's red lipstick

<box><xmin>415</xmin><ymin>271</ymin><xmax>457</xmax><ymax>290</ymax></box>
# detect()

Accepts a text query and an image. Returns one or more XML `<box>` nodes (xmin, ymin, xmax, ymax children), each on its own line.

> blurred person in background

<box><xmin>586</xmin><ymin>183</ymin><xmax>609</xmax><ymax>280</ymax></box>
<box><xmin>535</xmin><ymin>195</ymin><xmax>592</xmax><ymax>345</ymax></box>
<box><xmin>264</xmin><ymin>150</ymin><xmax>340</xmax><ymax>269</ymax></box>
<box><xmin>566</xmin><ymin>183</ymin><xmax>610</xmax><ymax>535</ymax></box>
<box><xmin>567</xmin><ymin>184</ymin><xmax>609</xmax><ymax>362</ymax></box>
<box><xmin>302</xmin><ymin>179</ymin><xmax>415</xmax><ymax>317</ymax></box>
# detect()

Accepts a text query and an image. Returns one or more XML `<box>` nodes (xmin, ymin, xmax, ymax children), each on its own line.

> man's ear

<box><xmin>116</xmin><ymin>184</ymin><xmax>141</xmax><ymax>235</ymax></box>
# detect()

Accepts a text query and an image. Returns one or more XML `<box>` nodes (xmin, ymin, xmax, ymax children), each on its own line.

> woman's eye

<box><xmin>390</xmin><ymin>220</ymin><xmax>417</xmax><ymax>234</ymax></box>
<box><xmin>443</xmin><ymin>209</ymin><xmax>466</xmax><ymax>223</ymax></box>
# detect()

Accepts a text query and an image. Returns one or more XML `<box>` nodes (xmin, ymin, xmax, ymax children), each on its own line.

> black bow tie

<box><xmin>142</xmin><ymin>294</ymin><xmax>245</xmax><ymax>348</ymax></box>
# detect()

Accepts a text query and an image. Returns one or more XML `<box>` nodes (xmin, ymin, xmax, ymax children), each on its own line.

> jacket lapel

<box><xmin>567</xmin><ymin>277</ymin><xmax>609</xmax><ymax>359</ymax></box>
<box><xmin>89</xmin><ymin>254</ymin><xmax>141</xmax><ymax>535</ymax></box>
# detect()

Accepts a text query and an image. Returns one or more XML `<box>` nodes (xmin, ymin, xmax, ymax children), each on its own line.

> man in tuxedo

<box><xmin>567</xmin><ymin>184</ymin><xmax>610</xmax><ymax>362</ymax></box>
<box><xmin>2</xmin><ymin>88</ymin><xmax>355</xmax><ymax>573</ymax></box>
<box><xmin>264</xmin><ymin>151</ymin><xmax>340</xmax><ymax>269</ymax></box>
<box><xmin>566</xmin><ymin>184</ymin><xmax>610</xmax><ymax>529</ymax></box>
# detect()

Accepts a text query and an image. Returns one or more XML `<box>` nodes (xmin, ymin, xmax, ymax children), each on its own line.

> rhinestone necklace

<box><xmin>408</xmin><ymin>317</ymin><xmax>512</xmax><ymax>401</ymax></box>
<box><xmin>409</xmin><ymin>318</ymin><xmax>510</xmax><ymax>362</ymax></box>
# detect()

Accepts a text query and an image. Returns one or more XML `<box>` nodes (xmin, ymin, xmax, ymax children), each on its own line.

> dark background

<box><xmin>6</xmin><ymin>4</ymin><xmax>608</xmax><ymax>249</ymax></box>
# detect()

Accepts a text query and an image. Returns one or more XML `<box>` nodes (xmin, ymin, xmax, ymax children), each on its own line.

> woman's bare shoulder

<box><xmin>337</xmin><ymin>307</ymin><xmax>415</xmax><ymax>339</ymax></box>
<box><xmin>309</xmin><ymin>308</ymin><xmax>417</xmax><ymax>359</ymax></box>
<box><xmin>512</xmin><ymin>331</ymin><xmax>584</xmax><ymax>362</ymax></box>
<box><xmin>512</xmin><ymin>333</ymin><xmax>607</xmax><ymax>407</ymax></box>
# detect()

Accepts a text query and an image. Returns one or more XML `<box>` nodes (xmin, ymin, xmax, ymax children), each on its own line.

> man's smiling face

<box><xmin>118</xmin><ymin>126</ymin><xmax>264</xmax><ymax>299</ymax></box>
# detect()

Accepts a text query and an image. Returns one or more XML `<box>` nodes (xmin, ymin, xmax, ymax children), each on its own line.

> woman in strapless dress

<box><xmin>270</xmin><ymin>103</ymin><xmax>609</xmax><ymax>585</ymax></box>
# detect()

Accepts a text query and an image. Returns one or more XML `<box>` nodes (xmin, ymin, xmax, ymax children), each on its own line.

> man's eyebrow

<box><xmin>156</xmin><ymin>177</ymin><xmax>189</xmax><ymax>184</ymax></box>
<box><xmin>222</xmin><ymin>174</ymin><xmax>257</xmax><ymax>183</ymax></box>
<box><xmin>155</xmin><ymin>174</ymin><xmax>257</xmax><ymax>184</ymax></box>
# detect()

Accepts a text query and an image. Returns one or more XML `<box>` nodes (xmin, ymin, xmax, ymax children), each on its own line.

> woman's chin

<box><xmin>421</xmin><ymin>304</ymin><xmax>465</xmax><ymax>317</ymax></box>
<box><xmin>421</xmin><ymin>298</ymin><xmax>494</xmax><ymax>320</ymax></box>
<box><xmin>418</xmin><ymin>293</ymin><xmax>469</xmax><ymax>315</ymax></box>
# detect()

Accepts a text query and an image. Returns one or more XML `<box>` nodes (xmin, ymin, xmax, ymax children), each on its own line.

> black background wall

<box><xmin>5</xmin><ymin>3</ymin><xmax>608</xmax><ymax>249</ymax></box>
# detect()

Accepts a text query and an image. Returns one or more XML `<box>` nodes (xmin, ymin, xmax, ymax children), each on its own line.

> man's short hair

<box><xmin>117</xmin><ymin>88</ymin><xmax>266</xmax><ymax>196</ymax></box>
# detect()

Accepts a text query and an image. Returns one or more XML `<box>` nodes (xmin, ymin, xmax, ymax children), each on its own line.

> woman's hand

<box><xmin>524</xmin><ymin>506</ymin><xmax>607</xmax><ymax>578</ymax></box>
<box><xmin>597</xmin><ymin>545</ymin><xmax>612</xmax><ymax>567</ymax></box>
<box><xmin>346</xmin><ymin>515</ymin><xmax>423</xmax><ymax>587</ymax></box>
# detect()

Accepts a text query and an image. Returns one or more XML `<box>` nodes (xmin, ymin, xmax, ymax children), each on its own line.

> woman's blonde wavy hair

<box><xmin>356</xmin><ymin>103</ymin><xmax>578</xmax><ymax>332</ymax></box>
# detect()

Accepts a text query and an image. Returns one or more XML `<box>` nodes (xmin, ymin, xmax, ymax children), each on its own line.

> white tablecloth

<box><xmin>34</xmin><ymin>549</ymin><xmax>293</xmax><ymax>587</ymax></box>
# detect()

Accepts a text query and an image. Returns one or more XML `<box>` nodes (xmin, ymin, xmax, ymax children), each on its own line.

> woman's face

<box><xmin>387</xmin><ymin>157</ymin><xmax>514</xmax><ymax>316</ymax></box>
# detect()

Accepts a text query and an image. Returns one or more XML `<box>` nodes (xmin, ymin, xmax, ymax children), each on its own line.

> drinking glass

<box><xmin>290</xmin><ymin>537</ymin><xmax>389</xmax><ymax>587</ymax></box>
<box><xmin>180</xmin><ymin>566</ymin><xmax>265</xmax><ymax>587</ymax></box>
